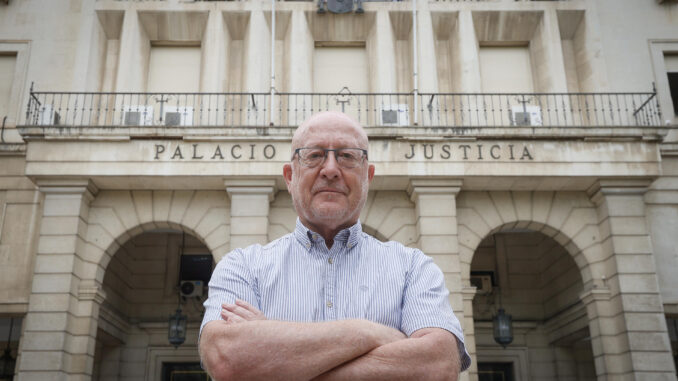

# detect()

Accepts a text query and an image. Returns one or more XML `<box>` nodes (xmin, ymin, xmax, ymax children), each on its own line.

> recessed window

<box><xmin>147</xmin><ymin>46</ymin><xmax>201</xmax><ymax>93</ymax></box>
<box><xmin>479</xmin><ymin>46</ymin><xmax>534</xmax><ymax>93</ymax></box>
<box><xmin>666</xmin><ymin>54</ymin><xmax>678</xmax><ymax>116</ymax></box>
<box><xmin>0</xmin><ymin>53</ymin><xmax>17</xmax><ymax>120</ymax></box>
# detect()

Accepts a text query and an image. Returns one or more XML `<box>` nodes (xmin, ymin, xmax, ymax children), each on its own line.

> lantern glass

<box><xmin>168</xmin><ymin>309</ymin><xmax>188</xmax><ymax>348</ymax></box>
<box><xmin>493</xmin><ymin>308</ymin><xmax>513</xmax><ymax>348</ymax></box>
<box><xmin>0</xmin><ymin>347</ymin><xmax>15</xmax><ymax>381</ymax></box>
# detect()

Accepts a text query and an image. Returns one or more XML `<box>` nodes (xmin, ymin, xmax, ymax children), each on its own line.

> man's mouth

<box><xmin>314</xmin><ymin>187</ymin><xmax>346</xmax><ymax>195</ymax></box>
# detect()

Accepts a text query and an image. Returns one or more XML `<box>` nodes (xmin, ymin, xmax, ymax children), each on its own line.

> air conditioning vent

<box><xmin>511</xmin><ymin>105</ymin><xmax>542</xmax><ymax>126</ymax></box>
<box><xmin>180</xmin><ymin>280</ymin><xmax>204</xmax><ymax>298</ymax></box>
<box><xmin>122</xmin><ymin>105</ymin><xmax>154</xmax><ymax>126</ymax></box>
<box><xmin>38</xmin><ymin>105</ymin><xmax>61</xmax><ymax>125</ymax></box>
<box><xmin>470</xmin><ymin>274</ymin><xmax>493</xmax><ymax>295</ymax></box>
<box><xmin>380</xmin><ymin>104</ymin><xmax>410</xmax><ymax>126</ymax></box>
<box><xmin>164</xmin><ymin>106</ymin><xmax>194</xmax><ymax>126</ymax></box>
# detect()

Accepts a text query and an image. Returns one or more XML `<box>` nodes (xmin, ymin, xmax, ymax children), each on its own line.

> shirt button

<box><xmin>326</xmin><ymin>301</ymin><xmax>333</xmax><ymax>308</ymax></box>
<box><xmin>328</xmin><ymin>258</ymin><xmax>333</xmax><ymax>264</ymax></box>
<box><xmin>347</xmin><ymin>243</ymin><xmax>353</xmax><ymax>248</ymax></box>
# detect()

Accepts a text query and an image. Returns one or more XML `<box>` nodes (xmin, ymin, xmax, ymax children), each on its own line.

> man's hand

<box><xmin>221</xmin><ymin>299</ymin><xmax>267</xmax><ymax>324</ymax></box>
<box><xmin>313</xmin><ymin>328</ymin><xmax>461</xmax><ymax>381</ymax></box>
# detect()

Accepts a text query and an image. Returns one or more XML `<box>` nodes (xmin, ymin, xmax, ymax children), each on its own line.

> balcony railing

<box><xmin>25</xmin><ymin>89</ymin><xmax>662</xmax><ymax>129</ymax></box>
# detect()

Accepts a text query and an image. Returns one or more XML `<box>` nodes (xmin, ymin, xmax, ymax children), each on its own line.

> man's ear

<box><xmin>367</xmin><ymin>164</ymin><xmax>375</xmax><ymax>183</ymax></box>
<box><xmin>283</xmin><ymin>163</ymin><xmax>293</xmax><ymax>189</ymax></box>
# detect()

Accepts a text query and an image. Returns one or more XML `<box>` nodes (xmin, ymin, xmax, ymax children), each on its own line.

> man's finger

<box><xmin>222</xmin><ymin>302</ymin><xmax>258</xmax><ymax>320</ymax></box>
<box><xmin>221</xmin><ymin>309</ymin><xmax>246</xmax><ymax>323</ymax></box>
<box><xmin>235</xmin><ymin>299</ymin><xmax>266</xmax><ymax>319</ymax></box>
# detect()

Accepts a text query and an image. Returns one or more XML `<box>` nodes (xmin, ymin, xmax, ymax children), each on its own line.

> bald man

<box><xmin>200</xmin><ymin>112</ymin><xmax>471</xmax><ymax>380</ymax></box>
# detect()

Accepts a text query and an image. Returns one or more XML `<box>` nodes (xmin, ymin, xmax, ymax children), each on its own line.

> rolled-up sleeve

<box><xmin>400</xmin><ymin>250</ymin><xmax>472</xmax><ymax>372</ymax></box>
<box><xmin>200</xmin><ymin>248</ymin><xmax>260</xmax><ymax>337</ymax></box>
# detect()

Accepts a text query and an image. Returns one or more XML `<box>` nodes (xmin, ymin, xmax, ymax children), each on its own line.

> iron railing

<box><xmin>25</xmin><ymin>89</ymin><xmax>662</xmax><ymax>128</ymax></box>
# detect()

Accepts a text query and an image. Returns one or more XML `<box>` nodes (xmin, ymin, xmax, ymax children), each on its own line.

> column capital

<box><xmin>586</xmin><ymin>178</ymin><xmax>654</xmax><ymax>205</ymax></box>
<box><xmin>407</xmin><ymin>178</ymin><xmax>463</xmax><ymax>201</ymax></box>
<box><xmin>36</xmin><ymin>178</ymin><xmax>98</xmax><ymax>200</ymax></box>
<box><xmin>224</xmin><ymin>178</ymin><xmax>277</xmax><ymax>201</ymax></box>
<box><xmin>77</xmin><ymin>280</ymin><xmax>107</xmax><ymax>304</ymax></box>
<box><xmin>579</xmin><ymin>286</ymin><xmax>611</xmax><ymax>306</ymax></box>
<box><xmin>461</xmin><ymin>286</ymin><xmax>477</xmax><ymax>301</ymax></box>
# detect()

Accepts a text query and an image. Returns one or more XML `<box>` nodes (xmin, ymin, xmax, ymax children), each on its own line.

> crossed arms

<box><xmin>199</xmin><ymin>300</ymin><xmax>461</xmax><ymax>381</ymax></box>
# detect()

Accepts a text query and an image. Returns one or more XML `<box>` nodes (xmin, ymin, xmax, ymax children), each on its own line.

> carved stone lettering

<box><xmin>154</xmin><ymin>144</ymin><xmax>165</xmax><ymax>160</ymax></box>
<box><xmin>401</xmin><ymin>143</ymin><xmax>535</xmax><ymax>161</ymax></box>
<box><xmin>171</xmin><ymin>146</ymin><xmax>183</xmax><ymax>160</ymax></box>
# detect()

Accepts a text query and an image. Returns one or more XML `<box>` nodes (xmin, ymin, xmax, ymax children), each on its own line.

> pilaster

<box><xmin>224</xmin><ymin>179</ymin><xmax>276</xmax><ymax>250</ymax></box>
<box><xmin>201</xmin><ymin>9</ymin><xmax>227</xmax><ymax>92</ymax></box>
<box><xmin>407</xmin><ymin>178</ymin><xmax>463</xmax><ymax>310</ymax></box>
<box><xmin>285</xmin><ymin>10</ymin><xmax>314</xmax><ymax>126</ymax></box>
<box><xmin>243</xmin><ymin>9</ymin><xmax>271</xmax><ymax>93</ymax></box>
<box><xmin>586</xmin><ymin>179</ymin><xmax>676</xmax><ymax>380</ymax></box>
<box><xmin>17</xmin><ymin>179</ymin><xmax>102</xmax><ymax>381</ymax></box>
<box><xmin>415</xmin><ymin>5</ymin><xmax>439</xmax><ymax>94</ymax></box>
<box><xmin>531</xmin><ymin>9</ymin><xmax>569</xmax><ymax>93</ymax></box>
<box><xmin>455</xmin><ymin>10</ymin><xmax>481</xmax><ymax>93</ymax></box>
<box><xmin>370</xmin><ymin>10</ymin><xmax>397</xmax><ymax>93</ymax></box>
<box><xmin>461</xmin><ymin>286</ymin><xmax>478</xmax><ymax>381</ymax></box>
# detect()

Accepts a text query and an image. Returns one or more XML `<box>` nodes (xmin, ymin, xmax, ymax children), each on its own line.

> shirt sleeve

<box><xmin>199</xmin><ymin>247</ymin><xmax>261</xmax><ymax>337</ymax></box>
<box><xmin>400</xmin><ymin>250</ymin><xmax>472</xmax><ymax>372</ymax></box>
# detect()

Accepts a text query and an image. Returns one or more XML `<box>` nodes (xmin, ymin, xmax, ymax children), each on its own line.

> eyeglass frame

<box><xmin>292</xmin><ymin>147</ymin><xmax>369</xmax><ymax>168</ymax></box>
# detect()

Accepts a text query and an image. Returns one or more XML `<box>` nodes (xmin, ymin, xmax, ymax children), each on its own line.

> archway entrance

<box><xmin>92</xmin><ymin>229</ymin><xmax>214</xmax><ymax>381</ymax></box>
<box><xmin>471</xmin><ymin>230</ymin><xmax>595</xmax><ymax>381</ymax></box>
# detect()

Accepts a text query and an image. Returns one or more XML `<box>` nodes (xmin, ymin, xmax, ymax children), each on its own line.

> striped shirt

<box><xmin>201</xmin><ymin>218</ymin><xmax>471</xmax><ymax>371</ymax></box>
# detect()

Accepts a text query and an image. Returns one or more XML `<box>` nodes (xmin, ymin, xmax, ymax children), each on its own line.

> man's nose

<box><xmin>319</xmin><ymin>151</ymin><xmax>341</xmax><ymax>178</ymax></box>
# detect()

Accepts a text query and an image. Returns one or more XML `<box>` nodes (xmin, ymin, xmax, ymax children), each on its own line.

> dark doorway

<box><xmin>162</xmin><ymin>362</ymin><xmax>210</xmax><ymax>381</ymax></box>
<box><xmin>478</xmin><ymin>362</ymin><xmax>514</xmax><ymax>381</ymax></box>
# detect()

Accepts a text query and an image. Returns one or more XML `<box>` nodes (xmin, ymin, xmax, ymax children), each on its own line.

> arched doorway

<box><xmin>92</xmin><ymin>229</ymin><xmax>214</xmax><ymax>381</ymax></box>
<box><xmin>471</xmin><ymin>229</ymin><xmax>596</xmax><ymax>381</ymax></box>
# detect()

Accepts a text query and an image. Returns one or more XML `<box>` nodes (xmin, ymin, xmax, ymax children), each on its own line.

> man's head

<box><xmin>283</xmin><ymin>112</ymin><xmax>375</xmax><ymax>239</ymax></box>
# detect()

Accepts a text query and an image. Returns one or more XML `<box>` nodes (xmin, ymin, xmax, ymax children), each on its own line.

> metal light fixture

<box><xmin>168</xmin><ymin>232</ymin><xmax>187</xmax><ymax>348</ymax></box>
<box><xmin>0</xmin><ymin>318</ymin><xmax>16</xmax><ymax>380</ymax></box>
<box><xmin>491</xmin><ymin>237</ymin><xmax>513</xmax><ymax>348</ymax></box>
<box><xmin>493</xmin><ymin>308</ymin><xmax>513</xmax><ymax>348</ymax></box>
<box><xmin>168</xmin><ymin>308</ymin><xmax>187</xmax><ymax>348</ymax></box>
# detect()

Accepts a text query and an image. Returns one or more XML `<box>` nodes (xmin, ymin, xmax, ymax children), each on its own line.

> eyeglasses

<box><xmin>293</xmin><ymin>147</ymin><xmax>368</xmax><ymax>168</ymax></box>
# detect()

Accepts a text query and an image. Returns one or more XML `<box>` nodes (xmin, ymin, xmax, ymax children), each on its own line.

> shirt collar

<box><xmin>294</xmin><ymin>218</ymin><xmax>363</xmax><ymax>251</ymax></box>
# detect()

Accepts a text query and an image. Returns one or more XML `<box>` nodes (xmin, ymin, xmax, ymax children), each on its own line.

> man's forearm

<box><xmin>312</xmin><ymin>328</ymin><xmax>461</xmax><ymax>381</ymax></box>
<box><xmin>200</xmin><ymin>318</ymin><xmax>406</xmax><ymax>381</ymax></box>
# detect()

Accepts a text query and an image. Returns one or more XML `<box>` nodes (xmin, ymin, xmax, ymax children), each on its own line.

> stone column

<box><xmin>225</xmin><ymin>179</ymin><xmax>276</xmax><ymax>250</ymax></box>
<box><xmin>407</xmin><ymin>179</ymin><xmax>469</xmax><ymax>379</ymax></box>
<box><xmin>586</xmin><ymin>179</ymin><xmax>676</xmax><ymax>380</ymax></box>
<box><xmin>17</xmin><ymin>180</ymin><xmax>104</xmax><ymax>381</ymax></box>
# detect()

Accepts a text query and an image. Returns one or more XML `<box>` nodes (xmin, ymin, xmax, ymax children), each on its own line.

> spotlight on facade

<box><xmin>493</xmin><ymin>308</ymin><xmax>513</xmax><ymax>348</ymax></box>
<box><xmin>0</xmin><ymin>318</ymin><xmax>16</xmax><ymax>381</ymax></box>
<box><xmin>168</xmin><ymin>309</ymin><xmax>188</xmax><ymax>348</ymax></box>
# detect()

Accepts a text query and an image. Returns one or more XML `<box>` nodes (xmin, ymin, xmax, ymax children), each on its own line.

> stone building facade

<box><xmin>1</xmin><ymin>0</ymin><xmax>678</xmax><ymax>380</ymax></box>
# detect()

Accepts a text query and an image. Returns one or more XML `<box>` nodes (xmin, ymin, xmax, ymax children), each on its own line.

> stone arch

<box><xmin>83</xmin><ymin>190</ymin><xmax>231</xmax><ymax>285</ymax></box>
<box><xmin>457</xmin><ymin>191</ymin><xmax>603</xmax><ymax>290</ymax></box>
<box><xmin>360</xmin><ymin>190</ymin><xmax>417</xmax><ymax>246</ymax></box>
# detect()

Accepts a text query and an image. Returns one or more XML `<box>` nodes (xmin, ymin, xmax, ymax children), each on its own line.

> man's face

<box><xmin>283</xmin><ymin>113</ymin><xmax>375</xmax><ymax>234</ymax></box>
